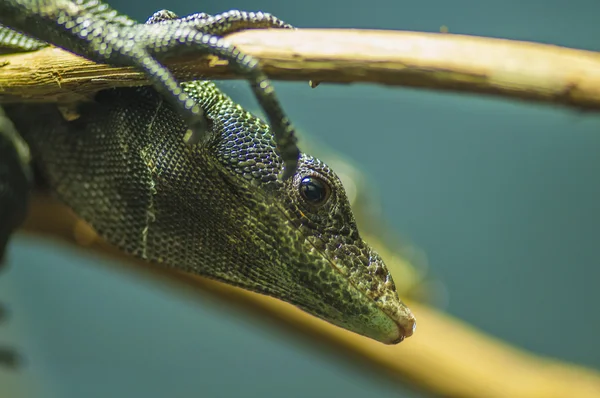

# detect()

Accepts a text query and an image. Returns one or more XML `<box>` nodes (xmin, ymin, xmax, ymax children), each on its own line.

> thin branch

<box><xmin>1</xmin><ymin>29</ymin><xmax>600</xmax><ymax>111</ymax></box>
<box><xmin>22</xmin><ymin>193</ymin><xmax>600</xmax><ymax>398</ymax></box>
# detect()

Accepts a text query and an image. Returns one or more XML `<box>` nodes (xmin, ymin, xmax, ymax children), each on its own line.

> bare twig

<box><xmin>21</xmin><ymin>193</ymin><xmax>600</xmax><ymax>398</ymax></box>
<box><xmin>1</xmin><ymin>29</ymin><xmax>600</xmax><ymax>111</ymax></box>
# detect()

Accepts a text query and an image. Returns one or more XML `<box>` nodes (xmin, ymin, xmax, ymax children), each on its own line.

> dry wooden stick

<box><xmin>21</xmin><ymin>193</ymin><xmax>600</xmax><ymax>398</ymax></box>
<box><xmin>2</xmin><ymin>29</ymin><xmax>600</xmax><ymax>111</ymax></box>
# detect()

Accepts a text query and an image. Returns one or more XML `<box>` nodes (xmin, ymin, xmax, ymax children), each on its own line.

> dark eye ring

<box><xmin>299</xmin><ymin>176</ymin><xmax>331</xmax><ymax>205</ymax></box>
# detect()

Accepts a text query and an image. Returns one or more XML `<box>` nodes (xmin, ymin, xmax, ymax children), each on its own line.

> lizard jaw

<box><xmin>344</xmin><ymin>248</ymin><xmax>417</xmax><ymax>344</ymax></box>
<box><xmin>322</xmin><ymin>285</ymin><xmax>415</xmax><ymax>344</ymax></box>
<box><xmin>316</xmin><ymin>241</ymin><xmax>417</xmax><ymax>344</ymax></box>
<box><xmin>289</xmin><ymin>232</ymin><xmax>417</xmax><ymax>344</ymax></box>
<box><xmin>351</xmin><ymin>282</ymin><xmax>416</xmax><ymax>344</ymax></box>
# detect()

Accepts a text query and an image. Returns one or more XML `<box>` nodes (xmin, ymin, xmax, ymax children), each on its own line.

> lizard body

<box><xmin>0</xmin><ymin>1</ymin><xmax>416</xmax><ymax>351</ymax></box>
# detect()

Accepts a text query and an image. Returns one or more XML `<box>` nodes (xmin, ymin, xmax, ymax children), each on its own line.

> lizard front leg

<box><xmin>141</xmin><ymin>9</ymin><xmax>300</xmax><ymax>172</ymax></box>
<box><xmin>0</xmin><ymin>0</ymin><xmax>300</xmax><ymax>178</ymax></box>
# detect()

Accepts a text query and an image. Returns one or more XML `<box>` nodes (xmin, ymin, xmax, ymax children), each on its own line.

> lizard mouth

<box><xmin>372</xmin><ymin>297</ymin><xmax>416</xmax><ymax>344</ymax></box>
<box><xmin>303</xmin><ymin>234</ymin><xmax>416</xmax><ymax>344</ymax></box>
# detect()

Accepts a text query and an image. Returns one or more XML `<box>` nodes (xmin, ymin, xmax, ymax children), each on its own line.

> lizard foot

<box><xmin>0</xmin><ymin>2</ymin><xmax>301</xmax><ymax>178</ymax></box>
<box><xmin>142</xmin><ymin>9</ymin><xmax>300</xmax><ymax>179</ymax></box>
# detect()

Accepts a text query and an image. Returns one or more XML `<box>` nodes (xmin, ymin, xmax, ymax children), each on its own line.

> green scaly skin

<box><xmin>0</xmin><ymin>2</ymin><xmax>416</xmax><ymax>359</ymax></box>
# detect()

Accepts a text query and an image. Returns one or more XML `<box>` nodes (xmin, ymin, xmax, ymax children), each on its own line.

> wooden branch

<box><xmin>21</xmin><ymin>193</ymin><xmax>600</xmax><ymax>398</ymax></box>
<box><xmin>1</xmin><ymin>29</ymin><xmax>600</xmax><ymax>111</ymax></box>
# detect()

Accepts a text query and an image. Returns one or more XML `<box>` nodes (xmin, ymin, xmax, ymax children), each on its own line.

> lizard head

<box><xmin>210</xmin><ymin>121</ymin><xmax>416</xmax><ymax>343</ymax></box>
<box><xmin>271</xmin><ymin>154</ymin><xmax>417</xmax><ymax>343</ymax></box>
<box><xmin>194</xmin><ymin>81</ymin><xmax>415</xmax><ymax>344</ymax></box>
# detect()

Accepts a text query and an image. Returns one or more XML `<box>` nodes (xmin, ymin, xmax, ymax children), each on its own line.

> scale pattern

<box><xmin>0</xmin><ymin>1</ymin><xmax>416</xmax><ymax>345</ymax></box>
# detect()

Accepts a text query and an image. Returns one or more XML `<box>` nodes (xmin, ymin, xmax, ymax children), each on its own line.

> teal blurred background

<box><xmin>2</xmin><ymin>0</ymin><xmax>600</xmax><ymax>397</ymax></box>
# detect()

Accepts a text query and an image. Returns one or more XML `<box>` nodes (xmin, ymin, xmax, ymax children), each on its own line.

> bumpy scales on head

<box><xmin>0</xmin><ymin>4</ymin><xmax>415</xmax><ymax>343</ymax></box>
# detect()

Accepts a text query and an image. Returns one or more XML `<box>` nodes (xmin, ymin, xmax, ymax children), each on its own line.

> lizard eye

<box><xmin>299</xmin><ymin>176</ymin><xmax>331</xmax><ymax>205</ymax></box>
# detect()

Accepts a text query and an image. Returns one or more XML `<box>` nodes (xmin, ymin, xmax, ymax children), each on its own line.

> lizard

<box><xmin>0</xmin><ymin>0</ymin><xmax>417</xmax><ymax>357</ymax></box>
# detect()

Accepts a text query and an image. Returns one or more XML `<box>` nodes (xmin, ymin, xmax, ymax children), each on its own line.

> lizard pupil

<box><xmin>299</xmin><ymin>176</ymin><xmax>330</xmax><ymax>205</ymax></box>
